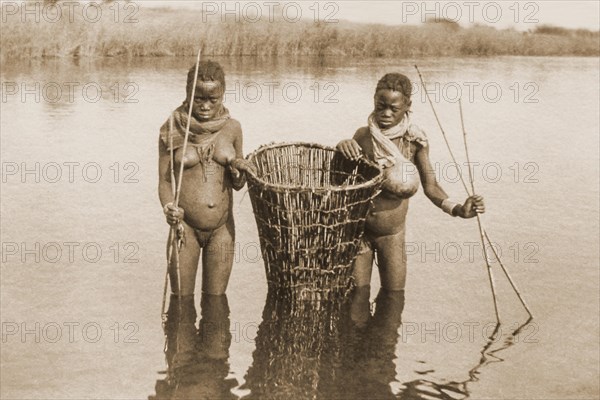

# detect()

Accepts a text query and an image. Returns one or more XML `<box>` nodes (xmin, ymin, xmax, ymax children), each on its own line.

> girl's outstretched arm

<box><xmin>415</xmin><ymin>145</ymin><xmax>485</xmax><ymax>218</ymax></box>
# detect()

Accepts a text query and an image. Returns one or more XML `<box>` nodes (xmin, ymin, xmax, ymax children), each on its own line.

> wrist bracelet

<box><xmin>441</xmin><ymin>199</ymin><xmax>459</xmax><ymax>217</ymax></box>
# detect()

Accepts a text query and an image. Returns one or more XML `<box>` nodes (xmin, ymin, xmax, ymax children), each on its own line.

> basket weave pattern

<box><xmin>246</xmin><ymin>143</ymin><xmax>384</xmax><ymax>299</ymax></box>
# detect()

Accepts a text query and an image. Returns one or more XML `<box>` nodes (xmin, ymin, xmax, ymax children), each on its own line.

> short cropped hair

<box><xmin>186</xmin><ymin>60</ymin><xmax>226</xmax><ymax>95</ymax></box>
<box><xmin>375</xmin><ymin>73</ymin><xmax>412</xmax><ymax>100</ymax></box>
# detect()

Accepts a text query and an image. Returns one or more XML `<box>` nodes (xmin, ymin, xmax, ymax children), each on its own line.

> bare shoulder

<box><xmin>353</xmin><ymin>126</ymin><xmax>370</xmax><ymax>147</ymax></box>
<box><xmin>222</xmin><ymin>118</ymin><xmax>242</xmax><ymax>143</ymax></box>
<box><xmin>225</xmin><ymin>118</ymin><xmax>242</xmax><ymax>132</ymax></box>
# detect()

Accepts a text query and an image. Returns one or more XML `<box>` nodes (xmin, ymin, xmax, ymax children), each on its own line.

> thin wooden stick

<box><xmin>414</xmin><ymin>65</ymin><xmax>471</xmax><ymax>195</ymax></box>
<box><xmin>161</xmin><ymin>48</ymin><xmax>202</xmax><ymax>320</ymax></box>
<box><xmin>415</xmin><ymin>64</ymin><xmax>500</xmax><ymax>324</ymax></box>
<box><xmin>458</xmin><ymin>100</ymin><xmax>476</xmax><ymax>197</ymax></box>
<box><xmin>161</xmin><ymin>228</ymin><xmax>173</xmax><ymax>321</ymax></box>
<box><xmin>459</xmin><ymin>98</ymin><xmax>533</xmax><ymax>319</ymax></box>
<box><xmin>458</xmin><ymin>98</ymin><xmax>500</xmax><ymax>325</ymax></box>
<box><xmin>485</xmin><ymin>231</ymin><xmax>534</xmax><ymax>318</ymax></box>
<box><xmin>174</xmin><ymin>48</ymin><xmax>202</xmax><ymax>207</ymax></box>
<box><xmin>169</xmin><ymin>114</ymin><xmax>177</xmax><ymax>197</ymax></box>
<box><xmin>170</xmin><ymin>49</ymin><xmax>202</xmax><ymax>307</ymax></box>
<box><xmin>162</xmin><ymin>114</ymin><xmax>178</xmax><ymax>320</ymax></box>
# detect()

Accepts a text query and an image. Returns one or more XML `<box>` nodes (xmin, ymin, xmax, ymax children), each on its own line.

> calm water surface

<box><xmin>1</xmin><ymin>56</ymin><xmax>598</xmax><ymax>399</ymax></box>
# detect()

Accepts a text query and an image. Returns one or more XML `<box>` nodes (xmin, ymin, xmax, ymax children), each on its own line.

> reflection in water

<box><xmin>399</xmin><ymin>319</ymin><xmax>534</xmax><ymax>400</ymax></box>
<box><xmin>241</xmin><ymin>286</ymin><xmax>532</xmax><ymax>399</ymax></box>
<box><xmin>150</xmin><ymin>294</ymin><xmax>238</xmax><ymax>400</ymax></box>
<box><xmin>242</xmin><ymin>288</ymin><xmax>346</xmax><ymax>399</ymax></box>
<box><xmin>329</xmin><ymin>287</ymin><xmax>407</xmax><ymax>400</ymax></box>
<box><xmin>147</xmin><ymin>287</ymin><xmax>532</xmax><ymax>399</ymax></box>
<box><xmin>242</xmin><ymin>287</ymin><xmax>406</xmax><ymax>399</ymax></box>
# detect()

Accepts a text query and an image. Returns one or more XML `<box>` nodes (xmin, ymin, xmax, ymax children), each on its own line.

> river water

<box><xmin>1</xmin><ymin>56</ymin><xmax>598</xmax><ymax>399</ymax></box>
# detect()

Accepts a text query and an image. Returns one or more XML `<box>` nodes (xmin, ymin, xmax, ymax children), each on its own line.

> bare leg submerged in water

<box><xmin>337</xmin><ymin>73</ymin><xmax>485</xmax><ymax>291</ymax></box>
<box><xmin>153</xmin><ymin>293</ymin><xmax>234</xmax><ymax>399</ymax></box>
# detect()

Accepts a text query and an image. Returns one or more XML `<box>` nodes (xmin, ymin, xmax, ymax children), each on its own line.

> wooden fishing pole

<box><xmin>161</xmin><ymin>49</ymin><xmax>203</xmax><ymax>320</ymax></box>
<box><xmin>414</xmin><ymin>65</ymin><xmax>500</xmax><ymax>325</ymax></box>
<box><xmin>458</xmin><ymin>99</ymin><xmax>534</xmax><ymax>320</ymax></box>
<box><xmin>175</xmin><ymin>49</ymin><xmax>202</xmax><ymax>207</ymax></box>
<box><xmin>484</xmin><ymin>231</ymin><xmax>534</xmax><ymax>318</ymax></box>
<box><xmin>413</xmin><ymin>66</ymin><xmax>471</xmax><ymax>196</ymax></box>
<box><xmin>161</xmin><ymin>115</ymin><xmax>179</xmax><ymax>321</ymax></box>
<box><xmin>457</xmin><ymin>98</ymin><xmax>501</xmax><ymax>325</ymax></box>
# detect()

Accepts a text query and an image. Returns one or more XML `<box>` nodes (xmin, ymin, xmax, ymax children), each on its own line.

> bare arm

<box><xmin>336</xmin><ymin>128</ymin><xmax>367</xmax><ymax>160</ymax></box>
<box><xmin>158</xmin><ymin>137</ymin><xmax>185</xmax><ymax>225</ymax></box>
<box><xmin>230</xmin><ymin>122</ymin><xmax>247</xmax><ymax>191</ymax></box>
<box><xmin>415</xmin><ymin>145</ymin><xmax>485</xmax><ymax>218</ymax></box>
<box><xmin>158</xmin><ymin>137</ymin><xmax>175</xmax><ymax>207</ymax></box>
<box><xmin>414</xmin><ymin>144</ymin><xmax>448</xmax><ymax>207</ymax></box>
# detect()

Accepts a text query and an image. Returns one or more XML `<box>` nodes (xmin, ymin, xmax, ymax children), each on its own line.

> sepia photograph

<box><xmin>1</xmin><ymin>1</ymin><xmax>599</xmax><ymax>399</ymax></box>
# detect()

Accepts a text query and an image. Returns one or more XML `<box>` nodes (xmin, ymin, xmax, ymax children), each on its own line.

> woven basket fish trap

<box><xmin>246</xmin><ymin>142</ymin><xmax>384</xmax><ymax>300</ymax></box>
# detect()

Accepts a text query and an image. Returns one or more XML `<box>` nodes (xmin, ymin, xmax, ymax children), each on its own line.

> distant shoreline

<box><xmin>1</xmin><ymin>4</ymin><xmax>598</xmax><ymax>62</ymax></box>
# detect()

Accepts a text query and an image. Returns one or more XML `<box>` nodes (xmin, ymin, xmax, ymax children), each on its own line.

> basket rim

<box><xmin>244</xmin><ymin>141</ymin><xmax>384</xmax><ymax>192</ymax></box>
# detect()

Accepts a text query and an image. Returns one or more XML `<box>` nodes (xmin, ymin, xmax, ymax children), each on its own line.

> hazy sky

<box><xmin>144</xmin><ymin>1</ymin><xmax>600</xmax><ymax>30</ymax></box>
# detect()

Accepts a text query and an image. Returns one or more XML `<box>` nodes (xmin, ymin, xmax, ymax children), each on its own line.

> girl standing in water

<box><xmin>337</xmin><ymin>73</ymin><xmax>485</xmax><ymax>291</ymax></box>
<box><xmin>158</xmin><ymin>60</ymin><xmax>253</xmax><ymax>296</ymax></box>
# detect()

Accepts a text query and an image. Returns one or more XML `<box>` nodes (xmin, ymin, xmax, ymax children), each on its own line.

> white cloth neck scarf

<box><xmin>368</xmin><ymin>112</ymin><xmax>410</xmax><ymax>168</ymax></box>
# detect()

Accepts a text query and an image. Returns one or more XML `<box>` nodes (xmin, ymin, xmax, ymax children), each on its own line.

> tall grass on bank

<box><xmin>1</xmin><ymin>3</ymin><xmax>598</xmax><ymax>62</ymax></box>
